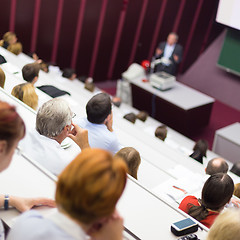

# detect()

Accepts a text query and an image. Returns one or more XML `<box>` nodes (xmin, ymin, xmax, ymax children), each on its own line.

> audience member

<box><xmin>22</xmin><ymin>63</ymin><xmax>40</xmax><ymax>85</ymax></box>
<box><xmin>206</xmin><ymin>208</ymin><xmax>240</xmax><ymax>240</ymax></box>
<box><xmin>7</xmin><ymin>42</ymin><xmax>22</xmax><ymax>55</ymax></box>
<box><xmin>0</xmin><ymin>67</ymin><xmax>6</xmax><ymax>88</ymax></box>
<box><xmin>62</xmin><ymin>68</ymin><xmax>77</xmax><ymax>80</ymax></box>
<box><xmin>11</xmin><ymin>83</ymin><xmax>38</xmax><ymax>110</ymax></box>
<box><xmin>155</xmin><ymin>125</ymin><xmax>167</xmax><ymax>141</ymax></box>
<box><xmin>136</xmin><ymin>111</ymin><xmax>148</xmax><ymax>122</ymax></box>
<box><xmin>230</xmin><ymin>162</ymin><xmax>240</xmax><ymax>177</ymax></box>
<box><xmin>7</xmin><ymin>148</ymin><xmax>127</xmax><ymax>240</ymax></box>
<box><xmin>0</xmin><ymin>101</ymin><xmax>55</xmax><ymax>238</ymax></box>
<box><xmin>0</xmin><ymin>32</ymin><xmax>18</xmax><ymax>50</ymax></box>
<box><xmin>19</xmin><ymin>98</ymin><xmax>89</xmax><ymax>175</ymax></box>
<box><xmin>205</xmin><ymin>157</ymin><xmax>229</xmax><ymax>175</ymax></box>
<box><xmin>189</xmin><ymin>139</ymin><xmax>208</xmax><ymax>164</ymax></box>
<box><xmin>233</xmin><ymin>183</ymin><xmax>240</xmax><ymax>199</ymax></box>
<box><xmin>154</xmin><ymin>32</ymin><xmax>183</xmax><ymax>75</ymax></box>
<box><xmin>76</xmin><ymin>93</ymin><xmax>121</xmax><ymax>154</ymax></box>
<box><xmin>116</xmin><ymin>147</ymin><xmax>141</xmax><ymax>179</ymax></box>
<box><xmin>123</xmin><ymin>112</ymin><xmax>136</xmax><ymax>124</ymax></box>
<box><xmin>179</xmin><ymin>173</ymin><xmax>234</xmax><ymax>228</ymax></box>
<box><xmin>40</xmin><ymin>61</ymin><xmax>49</xmax><ymax>73</ymax></box>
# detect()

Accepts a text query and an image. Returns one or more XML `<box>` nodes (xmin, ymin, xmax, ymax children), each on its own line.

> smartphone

<box><xmin>171</xmin><ymin>218</ymin><xmax>198</xmax><ymax>236</ymax></box>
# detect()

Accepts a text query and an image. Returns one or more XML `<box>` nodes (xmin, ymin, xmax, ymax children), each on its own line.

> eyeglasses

<box><xmin>72</xmin><ymin>112</ymin><xmax>76</xmax><ymax>118</ymax></box>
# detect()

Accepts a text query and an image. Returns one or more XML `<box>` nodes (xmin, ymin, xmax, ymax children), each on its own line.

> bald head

<box><xmin>206</xmin><ymin>158</ymin><xmax>229</xmax><ymax>175</ymax></box>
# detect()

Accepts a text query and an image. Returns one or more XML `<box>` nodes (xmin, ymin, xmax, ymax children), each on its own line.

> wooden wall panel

<box><xmin>0</xmin><ymin>0</ymin><xmax>223</xmax><ymax>82</ymax></box>
<box><xmin>56</xmin><ymin>0</ymin><xmax>81</xmax><ymax>68</ymax></box>
<box><xmin>0</xmin><ymin>1</ymin><xmax>11</xmax><ymax>35</ymax></box>
<box><xmin>15</xmin><ymin>0</ymin><xmax>35</xmax><ymax>54</ymax></box>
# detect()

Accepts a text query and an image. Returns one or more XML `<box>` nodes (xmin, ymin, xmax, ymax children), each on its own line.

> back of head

<box><xmin>115</xmin><ymin>147</ymin><xmax>141</xmax><ymax>179</ymax></box>
<box><xmin>8</xmin><ymin>42</ymin><xmax>22</xmax><ymax>55</ymax></box>
<box><xmin>36</xmin><ymin>98</ymin><xmax>72</xmax><ymax>138</ymax></box>
<box><xmin>22</xmin><ymin>63</ymin><xmax>40</xmax><ymax>83</ymax></box>
<box><xmin>206</xmin><ymin>158</ymin><xmax>229</xmax><ymax>175</ymax></box>
<box><xmin>230</xmin><ymin>162</ymin><xmax>240</xmax><ymax>177</ymax></box>
<box><xmin>56</xmin><ymin>148</ymin><xmax>127</xmax><ymax>224</ymax></box>
<box><xmin>136</xmin><ymin>111</ymin><xmax>148</xmax><ymax>122</ymax></box>
<box><xmin>1</xmin><ymin>32</ymin><xmax>17</xmax><ymax>47</ymax></box>
<box><xmin>0</xmin><ymin>101</ymin><xmax>25</xmax><ymax>152</ymax></box>
<box><xmin>11</xmin><ymin>83</ymin><xmax>38</xmax><ymax>110</ymax></box>
<box><xmin>155</xmin><ymin>125</ymin><xmax>167</xmax><ymax>141</ymax></box>
<box><xmin>201</xmin><ymin>173</ymin><xmax>234</xmax><ymax>211</ymax></box>
<box><xmin>188</xmin><ymin>173</ymin><xmax>234</xmax><ymax>222</ymax></box>
<box><xmin>86</xmin><ymin>93</ymin><xmax>112</xmax><ymax>124</ymax></box>
<box><xmin>193</xmin><ymin>139</ymin><xmax>208</xmax><ymax>157</ymax></box>
<box><xmin>123</xmin><ymin>113</ymin><xmax>136</xmax><ymax>124</ymax></box>
<box><xmin>0</xmin><ymin>67</ymin><xmax>6</xmax><ymax>88</ymax></box>
<box><xmin>207</xmin><ymin>209</ymin><xmax>240</xmax><ymax>240</ymax></box>
<box><xmin>62</xmin><ymin>68</ymin><xmax>76</xmax><ymax>79</ymax></box>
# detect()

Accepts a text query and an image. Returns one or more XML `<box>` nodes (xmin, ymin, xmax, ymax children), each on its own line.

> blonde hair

<box><xmin>115</xmin><ymin>147</ymin><xmax>141</xmax><ymax>179</ymax></box>
<box><xmin>207</xmin><ymin>209</ymin><xmax>240</xmax><ymax>240</ymax></box>
<box><xmin>8</xmin><ymin>42</ymin><xmax>22</xmax><ymax>55</ymax></box>
<box><xmin>11</xmin><ymin>83</ymin><xmax>38</xmax><ymax>110</ymax></box>
<box><xmin>234</xmin><ymin>183</ymin><xmax>240</xmax><ymax>198</ymax></box>
<box><xmin>0</xmin><ymin>67</ymin><xmax>5</xmax><ymax>88</ymax></box>
<box><xmin>56</xmin><ymin>148</ymin><xmax>127</xmax><ymax>224</ymax></box>
<box><xmin>0</xmin><ymin>32</ymin><xmax>17</xmax><ymax>48</ymax></box>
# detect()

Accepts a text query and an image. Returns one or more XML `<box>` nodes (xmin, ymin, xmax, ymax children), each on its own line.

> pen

<box><xmin>172</xmin><ymin>185</ymin><xmax>187</xmax><ymax>194</ymax></box>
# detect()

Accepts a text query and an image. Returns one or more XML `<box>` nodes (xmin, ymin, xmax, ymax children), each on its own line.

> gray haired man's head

<box><xmin>36</xmin><ymin>98</ymin><xmax>72</xmax><ymax>138</ymax></box>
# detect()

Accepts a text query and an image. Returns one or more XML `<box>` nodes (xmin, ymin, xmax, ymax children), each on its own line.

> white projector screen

<box><xmin>216</xmin><ymin>0</ymin><xmax>240</xmax><ymax>30</ymax></box>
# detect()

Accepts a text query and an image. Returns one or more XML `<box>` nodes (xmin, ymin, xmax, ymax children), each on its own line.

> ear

<box><xmin>0</xmin><ymin>140</ymin><xmax>7</xmax><ymax>155</ymax></box>
<box><xmin>32</xmin><ymin>76</ymin><xmax>38</xmax><ymax>85</ymax></box>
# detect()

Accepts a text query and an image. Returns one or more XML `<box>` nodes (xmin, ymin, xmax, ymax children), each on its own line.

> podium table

<box><xmin>128</xmin><ymin>77</ymin><xmax>214</xmax><ymax>136</ymax></box>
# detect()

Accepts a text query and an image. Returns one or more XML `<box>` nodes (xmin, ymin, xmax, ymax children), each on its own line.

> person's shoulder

<box><xmin>8</xmin><ymin>210</ymin><xmax>72</xmax><ymax>240</ymax></box>
<box><xmin>180</xmin><ymin>195</ymin><xmax>198</xmax><ymax>205</ymax></box>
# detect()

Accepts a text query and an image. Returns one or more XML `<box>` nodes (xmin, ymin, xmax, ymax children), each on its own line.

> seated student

<box><xmin>205</xmin><ymin>157</ymin><xmax>229</xmax><ymax>175</ymax></box>
<box><xmin>115</xmin><ymin>147</ymin><xmax>141</xmax><ymax>180</ymax></box>
<box><xmin>189</xmin><ymin>139</ymin><xmax>208</xmax><ymax>164</ymax></box>
<box><xmin>0</xmin><ymin>101</ymin><xmax>55</xmax><ymax>238</ymax></box>
<box><xmin>123</xmin><ymin>112</ymin><xmax>136</xmax><ymax>124</ymax></box>
<box><xmin>0</xmin><ymin>67</ymin><xmax>5</xmax><ymax>88</ymax></box>
<box><xmin>19</xmin><ymin>98</ymin><xmax>89</xmax><ymax>175</ymax></box>
<box><xmin>7</xmin><ymin>42</ymin><xmax>22</xmax><ymax>55</ymax></box>
<box><xmin>0</xmin><ymin>32</ymin><xmax>18</xmax><ymax>50</ymax></box>
<box><xmin>233</xmin><ymin>183</ymin><xmax>240</xmax><ymax>199</ymax></box>
<box><xmin>11</xmin><ymin>83</ymin><xmax>38</xmax><ymax>110</ymax></box>
<box><xmin>22</xmin><ymin>63</ymin><xmax>40</xmax><ymax>85</ymax></box>
<box><xmin>62</xmin><ymin>68</ymin><xmax>77</xmax><ymax>80</ymax></box>
<box><xmin>207</xmin><ymin>208</ymin><xmax>240</xmax><ymax>240</ymax></box>
<box><xmin>230</xmin><ymin>162</ymin><xmax>240</xmax><ymax>177</ymax></box>
<box><xmin>155</xmin><ymin>125</ymin><xmax>167</xmax><ymax>141</ymax></box>
<box><xmin>76</xmin><ymin>93</ymin><xmax>121</xmax><ymax>154</ymax></box>
<box><xmin>7</xmin><ymin>148</ymin><xmax>127</xmax><ymax>240</ymax></box>
<box><xmin>179</xmin><ymin>173</ymin><xmax>234</xmax><ymax>228</ymax></box>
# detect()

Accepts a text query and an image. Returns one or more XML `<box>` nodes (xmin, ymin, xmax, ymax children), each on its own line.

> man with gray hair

<box><xmin>19</xmin><ymin>98</ymin><xmax>89</xmax><ymax>175</ymax></box>
<box><xmin>205</xmin><ymin>157</ymin><xmax>229</xmax><ymax>175</ymax></box>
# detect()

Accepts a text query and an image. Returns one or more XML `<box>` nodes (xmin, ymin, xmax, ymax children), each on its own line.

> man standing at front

<box><xmin>155</xmin><ymin>32</ymin><xmax>183</xmax><ymax>75</ymax></box>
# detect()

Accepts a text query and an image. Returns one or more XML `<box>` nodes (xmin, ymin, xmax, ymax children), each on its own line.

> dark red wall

<box><xmin>1</xmin><ymin>0</ymin><xmax>223</xmax><ymax>81</ymax></box>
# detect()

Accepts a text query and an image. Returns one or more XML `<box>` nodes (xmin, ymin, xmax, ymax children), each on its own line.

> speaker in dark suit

<box><xmin>154</xmin><ymin>33</ymin><xmax>183</xmax><ymax>75</ymax></box>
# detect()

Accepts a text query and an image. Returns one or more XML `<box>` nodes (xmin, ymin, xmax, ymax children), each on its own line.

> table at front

<box><xmin>128</xmin><ymin>77</ymin><xmax>215</xmax><ymax>136</ymax></box>
<box><xmin>212</xmin><ymin>122</ymin><xmax>240</xmax><ymax>163</ymax></box>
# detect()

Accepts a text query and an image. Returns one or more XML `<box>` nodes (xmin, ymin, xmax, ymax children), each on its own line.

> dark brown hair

<box><xmin>188</xmin><ymin>173</ymin><xmax>234</xmax><ymax>222</ymax></box>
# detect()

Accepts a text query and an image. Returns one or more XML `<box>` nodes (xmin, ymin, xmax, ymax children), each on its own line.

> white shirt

<box><xmin>163</xmin><ymin>43</ymin><xmax>175</xmax><ymax>66</ymax></box>
<box><xmin>19</xmin><ymin>129</ymin><xmax>77</xmax><ymax>175</ymax></box>
<box><xmin>7</xmin><ymin>210</ymin><xmax>88</xmax><ymax>240</ymax></box>
<box><xmin>76</xmin><ymin>118</ymin><xmax>121</xmax><ymax>154</ymax></box>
